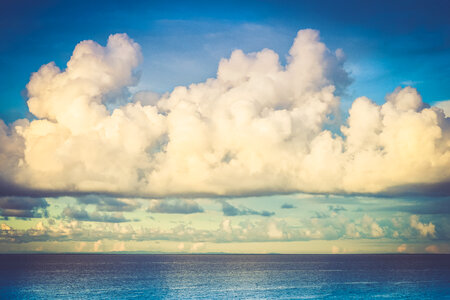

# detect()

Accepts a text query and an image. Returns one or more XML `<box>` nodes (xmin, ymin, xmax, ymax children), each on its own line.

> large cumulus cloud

<box><xmin>0</xmin><ymin>29</ymin><xmax>449</xmax><ymax>197</ymax></box>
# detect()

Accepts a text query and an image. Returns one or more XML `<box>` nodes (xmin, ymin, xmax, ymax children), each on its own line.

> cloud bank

<box><xmin>1</xmin><ymin>212</ymin><xmax>446</xmax><ymax>244</ymax></box>
<box><xmin>0</xmin><ymin>29</ymin><xmax>449</xmax><ymax>197</ymax></box>
<box><xmin>77</xmin><ymin>196</ymin><xmax>141</xmax><ymax>212</ymax></box>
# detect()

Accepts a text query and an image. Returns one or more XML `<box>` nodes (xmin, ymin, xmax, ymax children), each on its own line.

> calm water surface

<box><xmin>0</xmin><ymin>254</ymin><xmax>449</xmax><ymax>299</ymax></box>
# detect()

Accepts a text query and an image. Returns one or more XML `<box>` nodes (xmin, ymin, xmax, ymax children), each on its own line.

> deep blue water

<box><xmin>0</xmin><ymin>254</ymin><xmax>449</xmax><ymax>299</ymax></box>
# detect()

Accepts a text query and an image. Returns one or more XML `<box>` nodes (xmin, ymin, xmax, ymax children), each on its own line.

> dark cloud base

<box><xmin>3</xmin><ymin>177</ymin><xmax>450</xmax><ymax>201</ymax></box>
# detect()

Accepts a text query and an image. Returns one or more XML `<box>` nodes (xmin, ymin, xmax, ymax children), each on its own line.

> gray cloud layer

<box><xmin>77</xmin><ymin>196</ymin><xmax>141</xmax><ymax>212</ymax></box>
<box><xmin>0</xmin><ymin>197</ymin><xmax>48</xmax><ymax>219</ymax></box>
<box><xmin>281</xmin><ymin>203</ymin><xmax>296</xmax><ymax>209</ymax></box>
<box><xmin>62</xmin><ymin>206</ymin><xmax>130</xmax><ymax>223</ymax></box>
<box><xmin>220</xmin><ymin>200</ymin><xmax>274</xmax><ymax>217</ymax></box>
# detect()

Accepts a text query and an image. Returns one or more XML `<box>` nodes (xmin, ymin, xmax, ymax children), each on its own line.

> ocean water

<box><xmin>0</xmin><ymin>254</ymin><xmax>449</xmax><ymax>299</ymax></box>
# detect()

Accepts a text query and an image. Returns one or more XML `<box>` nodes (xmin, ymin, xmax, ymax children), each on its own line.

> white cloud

<box><xmin>267</xmin><ymin>222</ymin><xmax>283</xmax><ymax>239</ymax></box>
<box><xmin>425</xmin><ymin>244</ymin><xmax>439</xmax><ymax>253</ymax></box>
<box><xmin>361</xmin><ymin>215</ymin><xmax>384</xmax><ymax>238</ymax></box>
<box><xmin>75</xmin><ymin>242</ymin><xmax>87</xmax><ymax>252</ymax></box>
<box><xmin>410</xmin><ymin>215</ymin><xmax>436</xmax><ymax>238</ymax></box>
<box><xmin>331</xmin><ymin>245</ymin><xmax>340</xmax><ymax>254</ymax></box>
<box><xmin>221</xmin><ymin>219</ymin><xmax>232</xmax><ymax>233</ymax></box>
<box><xmin>424</xmin><ymin>244</ymin><xmax>450</xmax><ymax>253</ymax></box>
<box><xmin>434</xmin><ymin>100</ymin><xmax>450</xmax><ymax>117</ymax></box>
<box><xmin>0</xmin><ymin>30</ymin><xmax>449</xmax><ymax>197</ymax></box>
<box><xmin>345</xmin><ymin>223</ymin><xmax>360</xmax><ymax>238</ymax></box>
<box><xmin>190</xmin><ymin>242</ymin><xmax>205</xmax><ymax>252</ymax></box>
<box><xmin>397</xmin><ymin>243</ymin><xmax>407</xmax><ymax>253</ymax></box>
<box><xmin>111</xmin><ymin>241</ymin><xmax>126</xmax><ymax>252</ymax></box>
<box><xmin>93</xmin><ymin>240</ymin><xmax>103</xmax><ymax>252</ymax></box>
<box><xmin>370</xmin><ymin>222</ymin><xmax>384</xmax><ymax>238</ymax></box>
<box><xmin>177</xmin><ymin>242</ymin><xmax>185</xmax><ymax>250</ymax></box>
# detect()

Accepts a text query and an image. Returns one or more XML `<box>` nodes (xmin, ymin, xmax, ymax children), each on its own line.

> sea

<box><xmin>0</xmin><ymin>254</ymin><xmax>448</xmax><ymax>299</ymax></box>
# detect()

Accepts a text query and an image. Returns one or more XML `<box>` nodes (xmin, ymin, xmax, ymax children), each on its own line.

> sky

<box><xmin>0</xmin><ymin>0</ymin><xmax>449</xmax><ymax>254</ymax></box>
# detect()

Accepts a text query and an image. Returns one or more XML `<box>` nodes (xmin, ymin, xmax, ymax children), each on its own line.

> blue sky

<box><xmin>0</xmin><ymin>0</ymin><xmax>449</xmax><ymax>253</ymax></box>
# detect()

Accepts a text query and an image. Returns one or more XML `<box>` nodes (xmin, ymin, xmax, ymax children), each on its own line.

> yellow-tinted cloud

<box><xmin>0</xmin><ymin>30</ymin><xmax>449</xmax><ymax>197</ymax></box>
